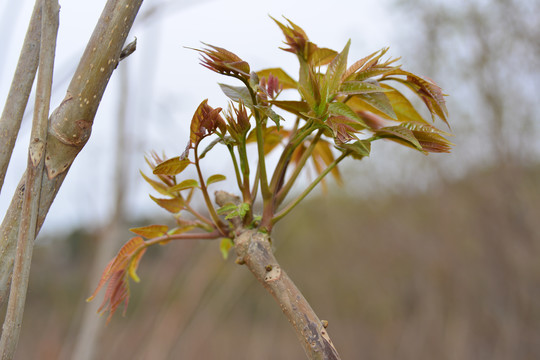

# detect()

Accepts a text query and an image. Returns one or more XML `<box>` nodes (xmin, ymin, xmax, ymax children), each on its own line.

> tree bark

<box><xmin>0</xmin><ymin>0</ymin><xmax>143</xmax><ymax>305</ymax></box>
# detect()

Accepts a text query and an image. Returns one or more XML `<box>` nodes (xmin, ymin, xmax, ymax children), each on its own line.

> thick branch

<box><xmin>215</xmin><ymin>192</ymin><xmax>341</xmax><ymax>360</ymax></box>
<box><xmin>0</xmin><ymin>0</ymin><xmax>143</xmax><ymax>305</ymax></box>
<box><xmin>0</xmin><ymin>2</ymin><xmax>41</xmax><ymax>193</ymax></box>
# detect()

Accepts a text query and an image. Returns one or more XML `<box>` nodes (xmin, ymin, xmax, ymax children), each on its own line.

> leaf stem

<box><xmin>144</xmin><ymin>230</ymin><xmax>222</xmax><ymax>247</ymax></box>
<box><xmin>226</xmin><ymin>144</ymin><xmax>243</xmax><ymax>194</ymax></box>
<box><xmin>271</xmin><ymin>151</ymin><xmax>349</xmax><ymax>226</ymax></box>
<box><xmin>183</xmin><ymin>202</ymin><xmax>214</xmax><ymax>228</ymax></box>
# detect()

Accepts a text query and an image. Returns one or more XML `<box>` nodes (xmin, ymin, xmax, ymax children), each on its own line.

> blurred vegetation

<box><xmin>13</xmin><ymin>161</ymin><xmax>540</xmax><ymax>360</ymax></box>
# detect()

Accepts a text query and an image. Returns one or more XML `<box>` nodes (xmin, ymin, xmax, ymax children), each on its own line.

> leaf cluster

<box><xmin>90</xmin><ymin>17</ymin><xmax>452</xmax><ymax>320</ymax></box>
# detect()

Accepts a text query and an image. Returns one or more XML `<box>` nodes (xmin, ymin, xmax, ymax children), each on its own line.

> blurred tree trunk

<box><xmin>67</xmin><ymin>61</ymin><xmax>131</xmax><ymax>360</ymax></box>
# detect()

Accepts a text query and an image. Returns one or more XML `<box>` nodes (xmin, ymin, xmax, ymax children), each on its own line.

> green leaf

<box><xmin>207</xmin><ymin>174</ymin><xmax>226</xmax><ymax>185</ymax></box>
<box><xmin>326</xmin><ymin>40</ymin><xmax>350</xmax><ymax>95</ymax></box>
<box><xmin>349</xmin><ymin>92</ymin><xmax>397</xmax><ymax>120</ymax></box>
<box><xmin>130</xmin><ymin>224</ymin><xmax>169</xmax><ymax>239</ymax></box>
<box><xmin>257</xmin><ymin>105</ymin><xmax>283</xmax><ymax>130</ymax></box>
<box><xmin>328</xmin><ymin>102</ymin><xmax>367</xmax><ymax>128</ymax></box>
<box><xmin>169</xmin><ymin>179</ymin><xmax>199</xmax><ymax>192</ymax></box>
<box><xmin>256</xmin><ymin>68</ymin><xmax>297</xmax><ymax>89</ymax></box>
<box><xmin>375</xmin><ymin>126</ymin><xmax>423</xmax><ymax>151</ymax></box>
<box><xmin>139</xmin><ymin>171</ymin><xmax>170</xmax><ymax>196</ymax></box>
<box><xmin>153</xmin><ymin>157</ymin><xmax>191</xmax><ymax>176</ymax></box>
<box><xmin>150</xmin><ymin>195</ymin><xmax>184</xmax><ymax>213</ymax></box>
<box><xmin>338</xmin><ymin>81</ymin><xmax>389</xmax><ymax>95</ymax></box>
<box><xmin>199</xmin><ymin>136</ymin><xmax>235</xmax><ymax>159</ymax></box>
<box><xmin>336</xmin><ymin>140</ymin><xmax>371</xmax><ymax>160</ymax></box>
<box><xmin>380</xmin><ymin>84</ymin><xmax>428</xmax><ymax>124</ymax></box>
<box><xmin>219</xmin><ymin>84</ymin><xmax>253</xmax><ymax>106</ymax></box>
<box><xmin>217</xmin><ymin>202</ymin><xmax>250</xmax><ymax>220</ymax></box>
<box><xmin>269</xmin><ymin>100</ymin><xmax>310</xmax><ymax>117</ymax></box>
<box><xmin>401</xmin><ymin>121</ymin><xmax>451</xmax><ymax>136</ymax></box>
<box><xmin>220</xmin><ymin>238</ymin><xmax>234</xmax><ymax>260</ymax></box>
<box><xmin>216</xmin><ymin>204</ymin><xmax>238</xmax><ymax>216</ymax></box>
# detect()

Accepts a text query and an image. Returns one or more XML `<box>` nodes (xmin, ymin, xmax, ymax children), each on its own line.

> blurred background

<box><xmin>1</xmin><ymin>0</ymin><xmax>539</xmax><ymax>359</ymax></box>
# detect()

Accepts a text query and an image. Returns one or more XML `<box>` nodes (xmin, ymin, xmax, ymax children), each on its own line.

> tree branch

<box><xmin>0</xmin><ymin>1</ymin><xmax>42</xmax><ymax>194</ymax></box>
<box><xmin>0</xmin><ymin>0</ymin><xmax>144</xmax><ymax>306</ymax></box>
<box><xmin>215</xmin><ymin>191</ymin><xmax>341</xmax><ymax>360</ymax></box>
<box><xmin>0</xmin><ymin>0</ymin><xmax>59</xmax><ymax>357</ymax></box>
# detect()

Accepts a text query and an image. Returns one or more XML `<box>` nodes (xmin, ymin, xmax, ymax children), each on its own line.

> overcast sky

<box><xmin>1</xmin><ymin>0</ymin><xmax>423</xmax><ymax>235</ymax></box>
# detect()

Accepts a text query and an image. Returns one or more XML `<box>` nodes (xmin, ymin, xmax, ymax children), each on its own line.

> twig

<box><xmin>0</xmin><ymin>1</ymin><xmax>42</xmax><ymax>194</ymax></box>
<box><xmin>216</xmin><ymin>192</ymin><xmax>341</xmax><ymax>359</ymax></box>
<box><xmin>0</xmin><ymin>0</ymin><xmax>59</xmax><ymax>358</ymax></box>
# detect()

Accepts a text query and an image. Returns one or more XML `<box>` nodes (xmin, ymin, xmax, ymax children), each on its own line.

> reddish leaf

<box><xmin>272</xmin><ymin>16</ymin><xmax>309</xmax><ymax>57</ymax></box>
<box><xmin>382</xmin><ymin>69</ymin><xmax>448</xmax><ymax>126</ymax></box>
<box><xmin>196</xmin><ymin>43</ymin><xmax>250</xmax><ymax>78</ymax></box>
<box><xmin>87</xmin><ymin>237</ymin><xmax>147</xmax><ymax>322</ymax></box>
<box><xmin>190</xmin><ymin>100</ymin><xmax>226</xmax><ymax>145</ymax></box>
<box><xmin>326</xmin><ymin>116</ymin><xmax>361</xmax><ymax>144</ymax></box>
<box><xmin>411</xmin><ymin>130</ymin><xmax>454</xmax><ymax>153</ymax></box>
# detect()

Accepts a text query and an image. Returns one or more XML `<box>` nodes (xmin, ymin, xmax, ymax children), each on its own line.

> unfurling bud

<box><xmin>190</xmin><ymin>100</ymin><xmax>226</xmax><ymax>145</ymax></box>
<box><xmin>195</xmin><ymin>43</ymin><xmax>250</xmax><ymax>80</ymax></box>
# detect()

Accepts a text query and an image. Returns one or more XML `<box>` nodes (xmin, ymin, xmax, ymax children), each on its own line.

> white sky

<box><xmin>1</xmin><ymin>0</ymin><xmax>430</xmax><ymax>235</ymax></box>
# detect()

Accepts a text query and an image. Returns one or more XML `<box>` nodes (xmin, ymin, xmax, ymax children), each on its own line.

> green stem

<box><xmin>269</xmin><ymin>122</ymin><xmax>315</xmax><ymax>195</ymax></box>
<box><xmin>194</xmin><ymin>144</ymin><xmax>225</xmax><ymax>234</ymax></box>
<box><xmin>237</xmin><ymin>140</ymin><xmax>252</xmax><ymax>204</ymax></box>
<box><xmin>271</xmin><ymin>151</ymin><xmax>349</xmax><ymax>225</ymax></box>
<box><xmin>276</xmin><ymin>129</ymin><xmax>324</xmax><ymax>206</ymax></box>
<box><xmin>240</xmin><ymin>77</ymin><xmax>271</xmax><ymax>201</ymax></box>
<box><xmin>251</xmin><ymin>162</ymin><xmax>260</xmax><ymax>202</ymax></box>
<box><xmin>227</xmin><ymin>144</ymin><xmax>243</xmax><ymax>194</ymax></box>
